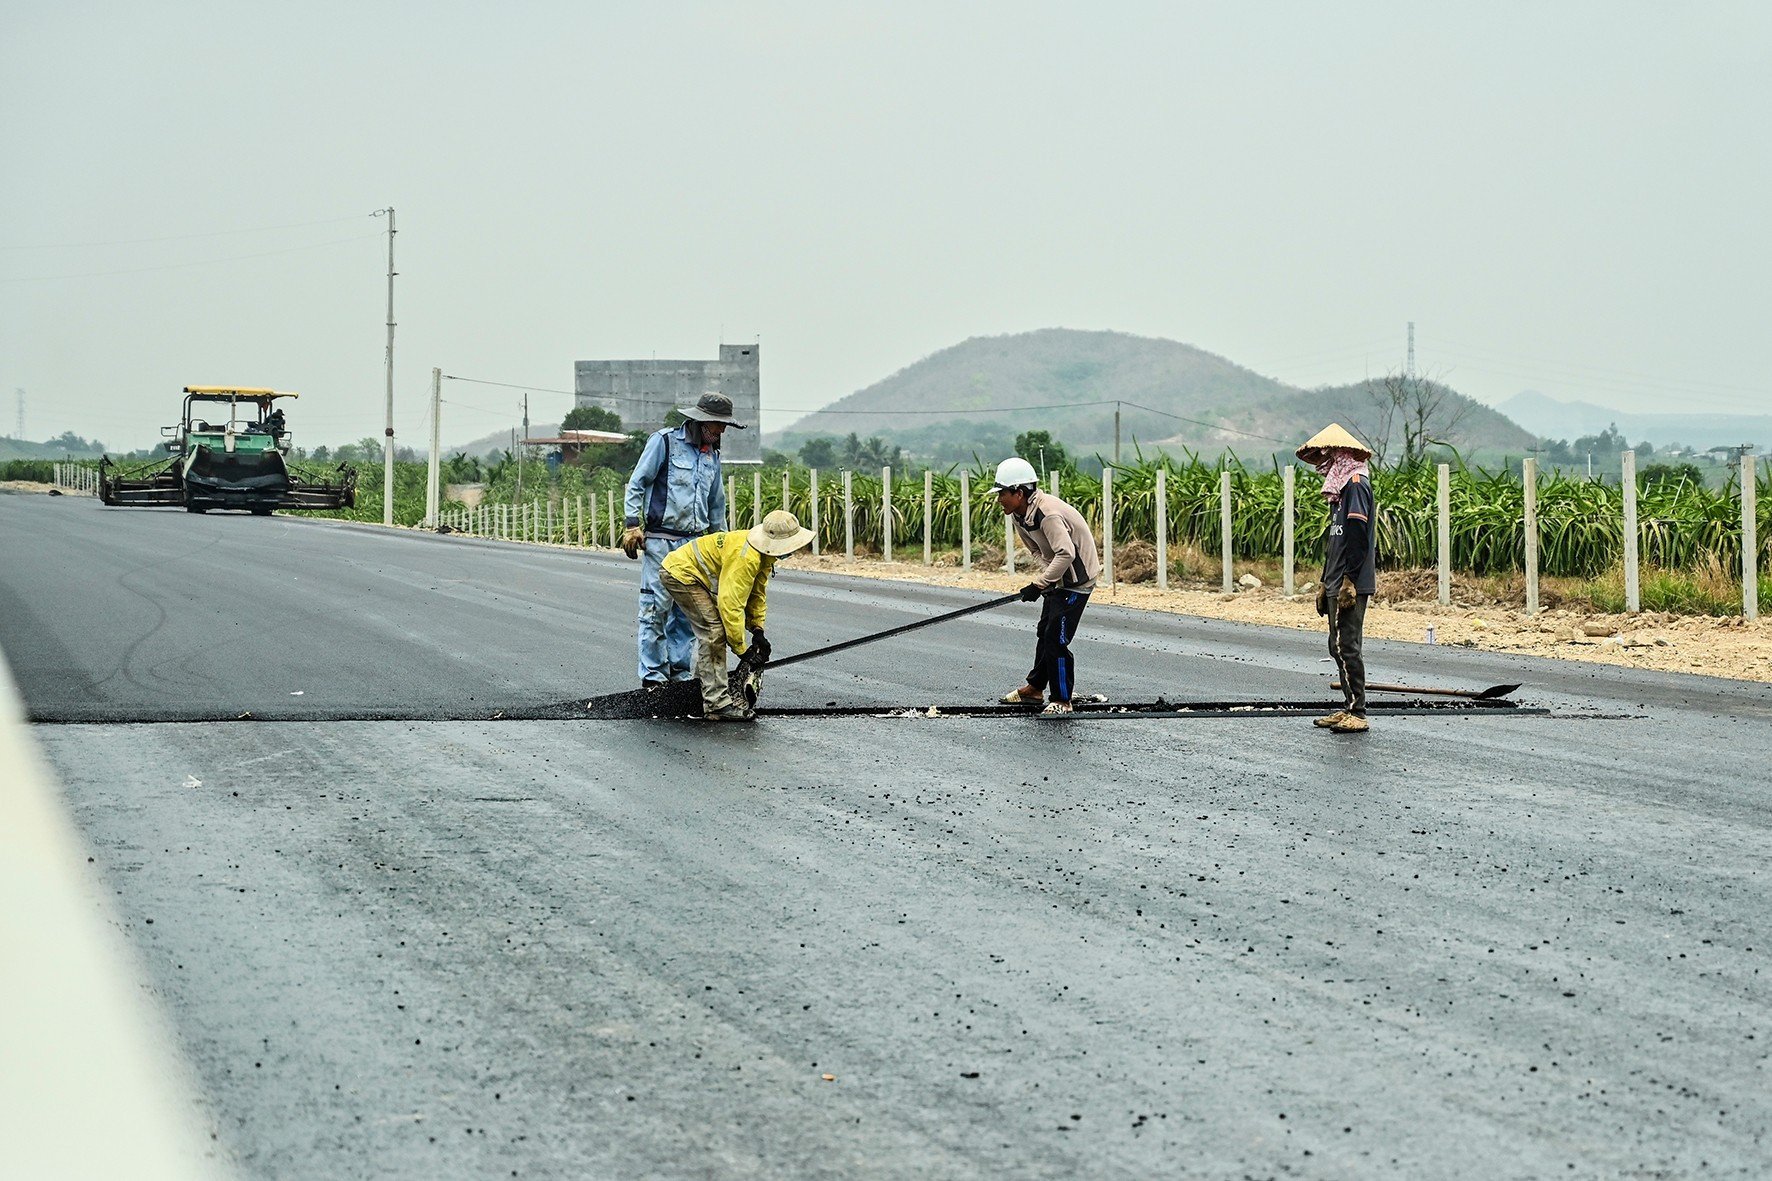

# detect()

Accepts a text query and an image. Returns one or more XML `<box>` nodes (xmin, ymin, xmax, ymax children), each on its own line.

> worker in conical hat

<box><xmin>1296</xmin><ymin>424</ymin><xmax>1376</xmax><ymax>734</ymax></box>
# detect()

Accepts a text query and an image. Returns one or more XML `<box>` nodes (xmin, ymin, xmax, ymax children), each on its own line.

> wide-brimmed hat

<box><xmin>748</xmin><ymin>509</ymin><xmax>815</xmax><ymax>557</ymax></box>
<box><xmin>679</xmin><ymin>391</ymin><xmax>746</xmax><ymax>428</ymax></box>
<box><xmin>1295</xmin><ymin>422</ymin><xmax>1372</xmax><ymax>466</ymax></box>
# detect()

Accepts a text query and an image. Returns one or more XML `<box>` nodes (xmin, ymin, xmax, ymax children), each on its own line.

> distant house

<box><xmin>522</xmin><ymin>428</ymin><xmax>629</xmax><ymax>470</ymax></box>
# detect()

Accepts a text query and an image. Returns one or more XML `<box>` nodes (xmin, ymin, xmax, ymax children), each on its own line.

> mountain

<box><xmin>772</xmin><ymin>329</ymin><xmax>1535</xmax><ymax>462</ymax></box>
<box><xmin>445</xmin><ymin>424</ymin><xmax>560</xmax><ymax>459</ymax></box>
<box><xmin>1498</xmin><ymin>390</ymin><xmax>1772</xmax><ymax>452</ymax></box>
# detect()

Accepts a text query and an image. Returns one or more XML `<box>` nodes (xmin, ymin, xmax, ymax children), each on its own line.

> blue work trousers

<box><xmin>638</xmin><ymin>536</ymin><xmax>697</xmax><ymax>684</ymax></box>
<box><xmin>1027</xmin><ymin>590</ymin><xmax>1089</xmax><ymax>703</ymax></box>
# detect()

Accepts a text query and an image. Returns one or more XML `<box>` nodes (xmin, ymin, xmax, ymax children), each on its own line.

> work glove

<box><xmin>1336</xmin><ymin>580</ymin><xmax>1358</xmax><ymax>611</ymax></box>
<box><xmin>620</xmin><ymin>525</ymin><xmax>645</xmax><ymax>559</ymax></box>
<box><xmin>748</xmin><ymin>630</ymin><xmax>772</xmax><ymax>666</ymax></box>
<box><xmin>1018</xmin><ymin>582</ymin><xmax>1043</xmax><ymax>603</ymax></box>
<box><xmin>1315</xmin><ymin>583</ymin><xmax>1329</xmax><ymax>617</ymax></box>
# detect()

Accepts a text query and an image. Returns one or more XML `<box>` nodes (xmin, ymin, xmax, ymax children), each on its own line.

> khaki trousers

<box><xmin>659</xmin><ymin>569</ymin><xmax>736</xmax><ymax>713</ymax></box>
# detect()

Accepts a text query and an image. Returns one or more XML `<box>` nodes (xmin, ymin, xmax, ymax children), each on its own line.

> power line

<box><xmin>1115</xmin><ymin>401</ymin><xmax>1291</xmax><ymax>446</ymax></box>
<box><xmin>775</xmin><ymin>399</ymin><xmax>1119</xmax><ymax>416</ymax></box>
<box><xmin>2</xmin><ymin>232</ymin><xmax>383</xmax><ymax>282</ymax></box>
<box><xmin>0</xmin><ymin>213</ymin><xmax>373</xmax><ymax>252</ymax></box>
<box><xmin>443</xmin><ymin>375</ymin><xmax>577</xmax><ymax>396</ymax></box>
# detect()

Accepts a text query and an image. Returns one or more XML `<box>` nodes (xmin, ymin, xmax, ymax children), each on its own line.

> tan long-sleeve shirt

<box><xmin>1012</xmin><ymin>490</ymin><xmax>1100</xmax><ymax>594</ymax></box>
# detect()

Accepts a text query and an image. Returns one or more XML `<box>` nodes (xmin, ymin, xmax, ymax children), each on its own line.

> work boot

<box><xmin>1001</xmin><ymin>685</ymin><xmax>1043</xmax><ymax>706</ymax></box>
<box><xmin>704</xmin><ymin>704</ymin><xmax>755</xmax><ymax>723</ymax></box>
<box><xmin>1330</xmin><ymin>713</ymin><xmax>1369</xmax><ymax>734</ymax></box>
<box><xmin>1313</xmin><ymin>710</ymin><xmax>1349</xmax><ymax>728</ymax></box>
<box><xmin>1040</xmin><ymin>700</ymin><xmax>1073</xmax><ymax>717</ymax></box>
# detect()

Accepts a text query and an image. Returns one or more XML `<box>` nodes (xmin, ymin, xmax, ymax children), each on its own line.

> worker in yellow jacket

<box><xmin>659</xmin><ymin>509</ymin><xmax>815</xmax><ymax>721</ymax></box>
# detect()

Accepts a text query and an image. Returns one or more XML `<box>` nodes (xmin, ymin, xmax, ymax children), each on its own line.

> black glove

<box><xmin>1315</xmin><ymin>584</ymin><xmax>1329</xmax><ymax>617</ymax></box>
<box><xmin>748</xmin><ymin>630</ymin><xmax>772</xmax><ymax>665</ymax></box>
<box><xmin>1018</xmin><ymin>582</ymin><xmax>1043</xmax><ymax>602</ymax></box>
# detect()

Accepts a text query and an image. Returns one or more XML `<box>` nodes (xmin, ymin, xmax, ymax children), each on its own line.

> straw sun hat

<box><xmin>1295</xmin><ymin>423</ymin><xmax>1372</xmax><ymax>467</ymax></box>
<box><xmin>749</xmin><ymin>509</ymin><xmax>815</xmax><ymax>557</ymax></box>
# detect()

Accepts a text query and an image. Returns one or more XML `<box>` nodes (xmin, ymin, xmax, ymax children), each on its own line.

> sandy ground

<box><xmin>793</xmin><ymin>551</ymin><xmax>1772</xmax><ymax>685</ymax></box>
<box><xmin>0</xmin><ymin>480</ymin><xmax>63</xmax><ymax>494</ymax></box>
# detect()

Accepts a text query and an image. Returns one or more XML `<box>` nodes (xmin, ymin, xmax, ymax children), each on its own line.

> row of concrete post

<box><xmin>51</xmin><ymin>462</ymin><xmax>98</xmax><ymax>496</ymax></box>
<box><xmin>434</xmin><ymin>452</ymin><xmax>1762</xmax><ymax>622</ymax></box>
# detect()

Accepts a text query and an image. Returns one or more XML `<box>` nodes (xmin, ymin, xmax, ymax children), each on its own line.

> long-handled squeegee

<box><xmin>769</xmin><ymin>592</ymin><xmax>1022</xmax><ymax>670</ymax></box>
<box><xmin>729</xmin><ymin>592</ymin><xmax>1021</xmax><ymax>709</ymax></box>
<box><xmin>1332</xmin><ymin>679</ymin><xmax>1521</xmax><ymax>700</ymax></box>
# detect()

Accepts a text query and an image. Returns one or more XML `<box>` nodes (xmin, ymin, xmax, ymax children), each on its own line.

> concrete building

<box><xmin>573</xmin><ymin>344</ymin><xmax>761</xmax><ymax>464</ymax></box>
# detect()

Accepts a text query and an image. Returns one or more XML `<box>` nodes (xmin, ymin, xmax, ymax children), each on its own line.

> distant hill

<box><xmin>446</xmin><ymin>424</ymin><xmax>561</xmax><ymax>459</ymax></box>
<box><xmin>771</xmin><ymin>328</ymin><xmax>1536</xmax><ymax>463</ymax></box>
<box><xmin>1498</xmin><ymin>390</ymin><xmax>1772</xmax><ymax>452</ymax></box>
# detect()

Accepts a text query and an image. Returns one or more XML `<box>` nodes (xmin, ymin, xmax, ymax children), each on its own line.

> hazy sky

<box><xmin>4</xmin><ymin>1</ymin><xmax>1767</xmax><ymax>452</ymax></box>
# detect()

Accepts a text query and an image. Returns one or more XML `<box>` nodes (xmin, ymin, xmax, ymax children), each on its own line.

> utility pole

<box><xmin>13</xmin><ymin>389</ymin><xmax>22</xmax><ymax>440</ymax></box>
<box><xmin>1113</xmin><ymin>402</ymin><xmax>1121</xmax><ymax>466</ymax></box>
<box><xmin>516</xmin><ymin>394</ymin><xmax>527</xmax><ymax>502</ymax></box>
<box><xmin>1406</xmin><ymin>321</ymin><xmax>1415</xmax><ymax>379</ymax></box>
<box><xmin>373</xmin><ymin>207</ymin><xmax>397</xmax><ymax>525</ymax></box>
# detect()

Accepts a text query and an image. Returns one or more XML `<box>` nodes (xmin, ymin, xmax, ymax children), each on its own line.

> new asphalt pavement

<box><xmin>4</xmin><ymin>491</ymin><xmax>1769</xmax><ymax>1179</ymax></box>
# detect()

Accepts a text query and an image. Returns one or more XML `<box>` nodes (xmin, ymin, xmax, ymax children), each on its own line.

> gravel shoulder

<box><xmin>793</xmin><ymin>553</ymin><xmax>1772</xmax><ymax>685</ymax></box>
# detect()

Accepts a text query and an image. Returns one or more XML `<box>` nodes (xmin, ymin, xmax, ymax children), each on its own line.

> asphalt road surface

<box><xmin>5</xmin><ymin>492</ymin><xmax>1770</xmax><ymax>1179</ymax></box>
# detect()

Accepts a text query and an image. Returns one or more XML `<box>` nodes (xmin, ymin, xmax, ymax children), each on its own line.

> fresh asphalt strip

<box><xmin>27</xmin><ymin>690</ymin><xmax>1559</xmax><ymax>724</ymax></box>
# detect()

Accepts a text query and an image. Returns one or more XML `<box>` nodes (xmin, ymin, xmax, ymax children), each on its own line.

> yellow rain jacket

<box><xmin>660</xmin><ymin>529</ymin><xmax>773</xmax><ymax>656</ymax></box>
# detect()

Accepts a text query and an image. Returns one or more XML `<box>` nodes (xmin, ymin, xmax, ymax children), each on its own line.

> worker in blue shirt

<box><xmin>622</xmin><ymin>392</ymin><xmax>741</xmax><ymax>686</ymax></box>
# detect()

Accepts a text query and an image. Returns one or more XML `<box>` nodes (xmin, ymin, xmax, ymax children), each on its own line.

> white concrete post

<box><xmin>782</xmin><ymin>469</ymin><xmax>790</xmax><ymax>514</ymax></box>
<box><xmin>843</xmin><ymin>470</ymin><xmax>854</xmax><ymax>562</ymax></box>
<box><xmin>1622</xmin><ymin>450</ymin><xmax>1640</xmax><ymax>614</ymax></box>
<box><xmin>606</xmin><ymin>490</ymin><xmax>615</xmax><ymax>547</ymax></box>
<box><xmin>1283</xmin><ymin>464</ymin><xmax>1296</xmax><ymax>597</ymax></box>
<box><xmin>960</xmin><ymin>470</ymin><xmax>972</xmax><ymax>571</ymax></box>
<box><xmin>882</xmin><ymin>466</ymin><xmax>893</xmax><ymax>561</ymax></box>
<box><xmin>546</xmin><ymin>498</ymin><xmax>554</xmax><ymax>543</ymax></box>
<box><xmin>1005</xmin><ymin>511</ymin><xmax>1015</xmax><ymax>573</ymax></box>
<box><xmin>1101</xmin><ymin>465</ymin><xmax>1114</xmax><ymax>588</ymax></box>
<box><xmin>726</xmin><ymin>475</ymin><xmax>735</xmax><ymax>531</ymax></box>
<box><xmin>588</xmin><ymin>494</ymin><xmax>598</xmax><ymax>548</ymax></box>
<box><xmin>1437</xmin><ymin>463</ymin><xmax>1451</xmax><ymax>607</ymax></box>
<box><xmin>809</xmin><ymin>469</ymin><xmax>820</xmax><ymax>556</ymax></box>
<box><xmin>1050</xmin><ymin>470</ymin><xmax>1060</xmax><ymax>498</ymax></box>
<box><xmin>425</xmin><ymin>367</ymin><xmax>441</xmax><ymax>527</ymax></box>
<box><xmin>1220</xmin><ymin>470</ymin><xmax>1234</xmax><ymax>594</ymax></box>
<box><xmin>923</xmin><ymin>469</ymin><xmax>933</xmax><ymax>565</ymax></box>
<box><xmin>1523</xmin><ymin>457</ymin><xmax>1540</xmax><ymax>615</ymax></box>
<box><xmin>1743</xmin><ymin>450</ymin><xmax>1759</xmax><ymax>622</ymax></box>
<box><xmin>1156</xmin><ymin>465</ymin><xmax>1168</xmax><ymax>590</ymax></box>
<box><xmin>752</xmin><ymin>471</ymin><xmax>762</xmax><ymax>528</ymax></box>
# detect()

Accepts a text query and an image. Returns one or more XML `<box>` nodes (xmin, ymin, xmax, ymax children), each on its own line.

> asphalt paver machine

<box><xmin>99</xmin><ymin>386</ymin><xmax>356</xmax><ymax>514</ymax></box>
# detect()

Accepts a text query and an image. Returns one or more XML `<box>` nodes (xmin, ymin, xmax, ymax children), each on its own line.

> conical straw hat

<box><xmin>1295</xmin><ymin>422</ymin><xmax>1371</xmax><ymax>465</ymax></box>
<box><xmin>748</xmin><ymin>509</ymin><xmax>815</xmax><ymax>557</ymax></box>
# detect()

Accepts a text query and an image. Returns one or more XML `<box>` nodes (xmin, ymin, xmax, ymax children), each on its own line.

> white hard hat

<box><xmin>990</xmin><ymin>457</ymin><xmax>1039</xmax><ymax>491</ymax></box>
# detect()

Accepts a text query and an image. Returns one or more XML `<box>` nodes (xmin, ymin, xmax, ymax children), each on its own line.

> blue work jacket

<box><xmin>623</xmin><ymin>426</ymin><xmax>726</xmax><ymax>538</ymax></box>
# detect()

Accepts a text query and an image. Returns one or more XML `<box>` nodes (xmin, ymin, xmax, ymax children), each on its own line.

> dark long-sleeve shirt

<box><xmin>1321</xmin><ymin>475</ymin><xmax>1376</xmax><ymax>595</ymax></box>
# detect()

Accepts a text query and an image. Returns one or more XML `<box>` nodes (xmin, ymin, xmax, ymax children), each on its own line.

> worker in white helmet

<box><xmin>991</xmin><ymin>456</ymin><xmax>1101</xmax><ymax>716</ymax></box>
